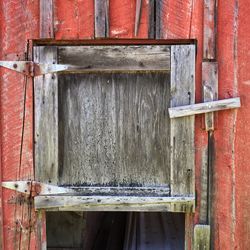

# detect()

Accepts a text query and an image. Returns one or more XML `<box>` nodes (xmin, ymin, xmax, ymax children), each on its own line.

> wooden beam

<box><xmin>34</xmin><ymin>195</ymin><xmax>195</xmax><ymax>212</ymax></box>
<box><xmin>194</xmin><ymin>225</ymin><xmax>210</xmax><ymax>250</ymax></box>
<box><xmin>40</xmin><ymin>0</ymin><xmax>54</xmax><ymax>38</ymax></box>
<box><xmin>34</xmin><ymin>46</ymin><xmax>59</xmax><ymax>185</ymax></box>
<box><xmin>57</xmin><ymin>45</ymin><xmax>170</xmax><ymax>72</ymax></box>
<box><xmin>169</xmin><ymin>97</ymin><xmax>241</xmax><ymax>119</ymax></box>
<box><xmin>38</xmin><ymin>1</ymin><xmax>55</xmax><ymax>248</ymax></box>
<box><xmin>170</xmin><ymin>45</ymin><xmax>196</xmax><ymax>196</ymax></box>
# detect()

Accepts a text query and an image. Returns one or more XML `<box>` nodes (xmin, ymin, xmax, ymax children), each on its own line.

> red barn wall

<box><xmin>0</xmin><ymin>0</ymin><xmax>249</xmax><ymax>249</ymax></box>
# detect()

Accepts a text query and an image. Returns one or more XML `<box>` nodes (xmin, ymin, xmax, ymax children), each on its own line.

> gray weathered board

<box><xmin>34</xmin><ymin>44</ymin><xmax>195</xmax><ymax>205</ymax></box>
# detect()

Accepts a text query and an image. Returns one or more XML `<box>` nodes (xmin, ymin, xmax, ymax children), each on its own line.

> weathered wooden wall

<box><xmin>0</xmin><ymin>0</ymin><xmax>249</xmax><ymax>249</ymax></box>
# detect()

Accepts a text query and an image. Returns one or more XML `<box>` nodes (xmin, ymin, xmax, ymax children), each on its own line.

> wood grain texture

<box><xmin>199</xmin><ymin>146</ymin><xmax>209</xmax><ymax>224</ymax></box>
<box><xmin>155</xmin><ymin>0</ymin><xmax>163</xmax><ymax>39</ymax></box>
<box><xmin>194</xmin><ymin>225</ymin><xmax>210</xmax><ymax>250</ymax></box>
<box><xmin>54</xmin><ymin>0</ymin><xmax>94</xmax><ymax>39</ymax></box>
<box><xmin>40</xmin><ymin>0</ymin><xmax>54</xmax><ymax>38</ymax></box>
<box><xmin>202</xmin><ymin>62</ymin><xmax>218</xmax><ymax>131</ymax></box>
<box><xmin>34</xmin><ymin>46</ymin><xmax>59</xmax><ymax>184</ymax></box>
<box><xmin>156</xmin><ymin>0</ymin><xmax>194</xmax><ymax>39</ymax></box>
<box><xmin>170</xmin><ymin>45</ymin><xmax>196</xmax><ymax>196</ymax></box>
<box><xmin>35</xmin><ymin>195</ymin><xmax>195</xmax><ymax>212</ymax></box>
<box><xmin>185</xmin><ymin>213</ymin><xmax>194</xmax><ymax>250</ymax></box>
<box><xmin>58</xmin><ymin>72</ymin><xmax>170</xmax><ymax>186</ymax></box>
<box><xmin>58</xmin><ymin>45</ymin><xmax>170</xmax><ymax>72</ymax></box>
<box><xmin>203</xmin><ymin>0</ymin><xmax>217</xmax><ymax>59</ymax></box>
<box><xmin>36</xmin><ymin>211</ymin><xmax>47</xmax><ymax>250</ymax></box>
<box><xmin>134</xmin><ymin>0</ymin><xmax>142</xmax><ymax>36</ymax></box>
<box><xmin>169</xmin><ymin>98</ymin><xmax>240</xmax><ymax>118</ymax></box>
<box><xmin>95</xmin><ymin>0</ymin><xmax>109</xmax><ymax>37</ymax></box>
<box><xmin>148</xmin><ymin>0</ymin><xmax>155</xmax><ymax>38</ymax></box>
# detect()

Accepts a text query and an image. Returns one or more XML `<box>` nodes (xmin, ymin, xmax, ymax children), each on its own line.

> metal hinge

<box><xmin>0</xmin><ymin>61</ymin><xmax>70</xmax><ymax>77</ymax></box>
<box><xmin>2</xmin><ymin>181</ymin><xmax>75</xmax><ymax>197</ymax></box>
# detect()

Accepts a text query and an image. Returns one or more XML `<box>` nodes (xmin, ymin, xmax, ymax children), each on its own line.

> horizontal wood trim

<box><xmin>34</xmin><ymin>196</ymin><xmax>195</xmax><ymax>213</ymax></box>
<box><xmin>33</xmin><ymin>39</ymin><xmax>197</xmax><ymax>46</ymax></box>
<box><xmin>55</xmin><ymin>186</ymin><xmax>170</xmax><ymax>197</ymax></box>
<box><xmin>168</xmin><ymin>97</ymin><xmax>241</xmax><ymax>119</ymax></box>
<box><xmin>57</xmin><ymin>45</ymin><xmax>170</xmax><ymax>72</ymax></box>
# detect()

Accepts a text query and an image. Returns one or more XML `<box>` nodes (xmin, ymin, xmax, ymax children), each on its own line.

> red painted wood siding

<box><xmin>0</xmin><ymin>0</ymin><xmax>249</xmax><ymax>249</ymax></box>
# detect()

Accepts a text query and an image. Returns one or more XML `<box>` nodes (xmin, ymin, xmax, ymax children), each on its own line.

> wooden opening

<box><xmin>46</xmin><ymin>211</ymin><xmax>185</xmax><ymax>250</ymax></box>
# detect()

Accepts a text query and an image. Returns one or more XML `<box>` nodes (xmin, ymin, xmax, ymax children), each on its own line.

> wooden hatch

<box><xmin>33</xmin><ymin>41</ymin><xmax>195</xmax><ymax>212</ymax></box>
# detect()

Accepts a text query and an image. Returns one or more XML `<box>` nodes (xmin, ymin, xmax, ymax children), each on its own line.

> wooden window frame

<box><xmin>33</xmin><ymin>40</ymin><xmax>196</xmax><ymax>213</ymax></box>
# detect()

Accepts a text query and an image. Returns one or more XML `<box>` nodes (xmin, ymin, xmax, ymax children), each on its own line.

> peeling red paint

<box><xmin>54</xmin><ymin>0</ymin><xmax>94</xmax><ymax>39</ymax></box>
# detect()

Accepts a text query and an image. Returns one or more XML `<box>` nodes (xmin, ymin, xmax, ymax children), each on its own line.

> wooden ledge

<box><xmin>34</xmin><ymin>195</ymin><xmax>195</xmax><ymax>213</ymax></box>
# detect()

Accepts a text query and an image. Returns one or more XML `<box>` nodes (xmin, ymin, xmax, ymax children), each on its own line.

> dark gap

<box><xmin>46</xmin><ymin>212</ymin><xmax>185</xmax><ymax>250</ymax></box>
<box><xmin>153</xmin><ymin>0</ymin><xmax>157</xmax><ymax>39</ymax></box>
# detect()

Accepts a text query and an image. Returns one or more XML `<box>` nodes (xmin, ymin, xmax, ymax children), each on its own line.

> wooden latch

<box><xmin>0</xmin><ymin>61</ymin><xmax>71</xmax><ymax>77</ymax></box>
<box><xmin>168</xmin><ymin>97</ymin><xmax>241</xmax><ymax>119</ymax></box>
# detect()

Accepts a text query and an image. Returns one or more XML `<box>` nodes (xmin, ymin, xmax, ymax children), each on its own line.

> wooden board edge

<box><xmin>34</xmin><ymin>195</ymin><xmax>195</xmax><ymax>213</ymax></box>
<box><xmin>170</xmin><ymin>45</ymin><xmax>196</xmax><ymax>196</ymax></box>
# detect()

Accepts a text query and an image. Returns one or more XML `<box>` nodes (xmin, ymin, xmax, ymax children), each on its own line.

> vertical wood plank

<box><xmin>40</xmin><ymin>0</ymin><xmax>54</xmax><ymax>38</ymax></box>
<box><xmin>36</xmin><ymin>211</ymin><xmax>47</xmax><ymax>250</ymax></box>
<box><xmin>203</xmin><ymin>0</ymin><xmax>217</xmax><ymax>59</ymax></box>
<box><xmin>95</xmin><ymin>0</ymin><xmax>109</xmax><ymax>37</ymax></box>
<box><xmin>156</xmin><ymin>0</ymin><xmax>194</xmax><ymax>39</ymax></box>
<box><xmin>54</xmin><ymin>0</ymin><xmax>95</xmax><ymax>39</ymax></box>
<box><xmin>34</xmin><ymin>46</ymin><xmax>58</xmax><ymax>185</ymax></box>
<box><xmin>199</xmin><ymin>147</ymin><xmax>209</xmax><ymax>224</ymax></box>
<box><xmin>185</xmin><ymin>213</ymin><xmax>194</xmax><ymax>250</ymax></box>
<box><xmin>148</xmin><ymin>0</ymin><xmax>155</xmax><ymax>38</ymax></box>
<box><xmin>203</xmin><ymin>62</ymin><xmax>218</xmax><ymax>131</ymax></box>
<box><xmin>155</xmin><ymin>0</ymin><xmax>163</xmax><ymax>39</ymax></box>
<box><xmin>194</xmin><ymin>225</ymin><xmax>210</xmax><ymax>250</ymax></box>
<box><xmin>38</xmin><ymin>1</ymin><xmax>55</xmax><ymax>248</ymax></box>
<box><xmin>170</xmin><ymin>45</ymin><xmax>196</xmax><ymax>196</ymax></box>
